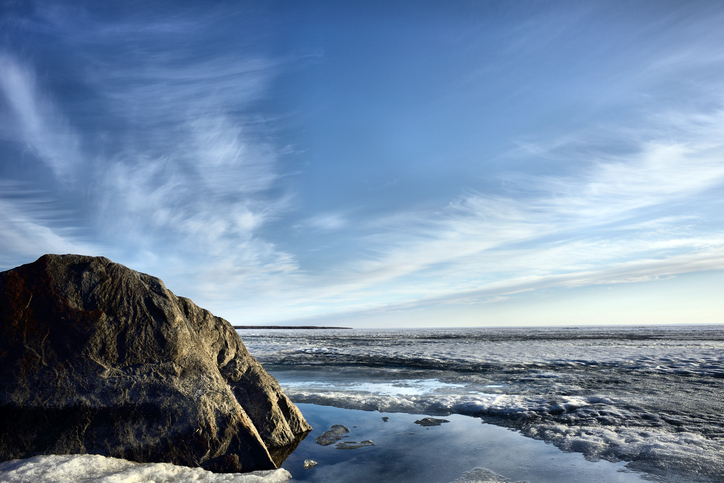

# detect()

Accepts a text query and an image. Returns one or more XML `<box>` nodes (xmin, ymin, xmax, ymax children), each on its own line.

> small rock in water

<box><xmin>335</xmin><ymin>440</ymin><xmax>375</xmax><ymax>450</ymax></box>
<box><xmin>381</xmin><ymin>417</ymin><xmax>389</xmax><ymax>422</ymax></box>
<box><xmin>315</xmin><ymin>425</ymin><xmax>350</xmax><ymax>446</ymax></box>
<box><xmin>303</xmin><ymin>459</ymin><xmax>318</xmax><ymax>469</ymax></box>
<box><xmin>414</xmin><ymin>417</ymin><xmax>450</xmax><ymax>427</ymax></box>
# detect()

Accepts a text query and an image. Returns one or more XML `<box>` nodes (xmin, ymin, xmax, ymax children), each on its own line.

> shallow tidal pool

<box><xmin>282</xmin><ymin>403</ymin><xmax>646</xmax><ymax>483</ymax></box>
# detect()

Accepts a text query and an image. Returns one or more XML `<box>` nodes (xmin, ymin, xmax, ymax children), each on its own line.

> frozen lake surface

<box><xmin>243</xmin><ymin>325</ymin><xmax>724</xmax><ymax>482</ymax></box>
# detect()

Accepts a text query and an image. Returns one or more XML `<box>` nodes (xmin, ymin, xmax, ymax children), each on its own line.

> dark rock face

<box><xmin>0</xmin><ymin>254</ymin><xmax>311</xmax><ymax>472</ymax></box>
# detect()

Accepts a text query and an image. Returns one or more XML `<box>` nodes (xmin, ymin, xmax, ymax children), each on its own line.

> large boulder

<box><xmin>0</xmin><ymin>254</ymin><xmax>311</xmax><ymax>472</ymax></box>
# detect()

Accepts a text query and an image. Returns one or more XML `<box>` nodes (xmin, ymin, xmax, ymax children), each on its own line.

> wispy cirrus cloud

<box><xmin>302</xmin><ymin>212</ymin><xmax>349</xmax><ymax>231</ymax></box>
<box><xmin>3</xmin><ymin>1</ymin><xmax>724</xmax><ymax>327</ymax></box>
<box><xmin>0</xmin><ymin>53</ymin><xmax>96</xmax><ymax>268</ymax></box>
<box><xmin>83</xmin><ymin>37</ymin><xmax>298</xmax><ymax>298</ymax></box>
<box><xmin>0</xmin><ymin>7</ymin><xmax>298</xmax><ymax>300</ymax></box>
<box><xmin>264</xmin><ymin>104</ymin><xmax>724</xmax><ymax>322</ymax></box>
<box><xmin>0</xmin><ymin>53</ymin><xmax>82</xmax><ymax>181</ymax></box>
<box><xmin>0</xmin><ymin>182</ymin><xmax>100</xmax><ymax>267</ymax></box>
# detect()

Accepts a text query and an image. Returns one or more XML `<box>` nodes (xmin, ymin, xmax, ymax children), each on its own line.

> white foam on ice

<box><xmin>522</xmin><ymin>423</ymin><xmax>723</xmax><ymax>479</ymax></box>
<box><xmin>0</xmin><ymin>454</ymin><xmax>292</xmax><ymax>483</ymax></box>
<box><xmin>284</xmin><ymin>388</ymin><xmax>587</xmax><ymax>420</ymax></box>
<box><xmin>284</xmin><ymin>378</ymin><xmax>468</xmax><ymax>397</ymax></box>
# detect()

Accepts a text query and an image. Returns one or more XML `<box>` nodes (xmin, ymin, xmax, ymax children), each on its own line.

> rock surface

<box><xmin>314</xmin><ymin>425</ymin><xmax>350</xmax><ymax>446</ymax></box>
<box><xmin>414</xmin><ymin>417</ymin><xmax>450</xmax><ymax>427</ymax></box>
<box><xmin>335</xmin><ymin>440</ymin><xmax>374</xmax><ymax>450</ymax></box>
<box><xmin>0</xmin><ymin>254</ymin><xmax>311</xmax><ymax>472</ymax></box>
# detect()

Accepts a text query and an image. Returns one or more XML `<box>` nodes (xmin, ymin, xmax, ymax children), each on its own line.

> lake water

<box><xmin>242</xmin><ymin>325</ymin><xmax>724</xmax><ymax>483</ymax></box>
<box><xmin>282</xmin><ymin>403</ymin><xmax>644</xmax><ymax>482</ymax></box>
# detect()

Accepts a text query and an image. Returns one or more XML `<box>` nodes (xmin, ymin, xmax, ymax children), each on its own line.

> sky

<box><xmin>1</xmin><ymin>0</ymin><xmax>724</xmax><ymax>328</ymax></box>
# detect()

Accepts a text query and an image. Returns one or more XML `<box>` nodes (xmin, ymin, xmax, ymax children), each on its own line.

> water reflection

<box><xmin>284</xmin><ymin>403</ymin><xmax>646</xmax><ymax>483</ymax></box>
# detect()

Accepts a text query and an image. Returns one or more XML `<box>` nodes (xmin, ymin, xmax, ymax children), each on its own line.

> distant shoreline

<box><xmin>233</xmin><ymin>325</ymin><xmax>353</xmax><ymax>330</ymax></box>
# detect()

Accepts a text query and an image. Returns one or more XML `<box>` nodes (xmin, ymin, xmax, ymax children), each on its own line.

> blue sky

<box><xmin>1</xmin><ymin>0</ymin><xmax>723</xmax><ymax>327</ymax></box>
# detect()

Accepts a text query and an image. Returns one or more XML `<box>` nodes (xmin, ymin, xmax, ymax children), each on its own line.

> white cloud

<box><xmin>3</xmin><ymin>2</ymin><xmax>724</xmax><ymax>327</ymax></box>
<box><xmin>187</xmin><ymin>115</ymin><xmax>280</xmax><ymax>196</ymax></box>
<box><xmin>260</xmin><ymin>105</ymin><xmax>724</xmax><ymax>321</ymax></box>
<box><xmin>0</xmin><ymin>183</ymin><xmax>99</xmax><ymax>268</ymax></box>
<box><xmin>304</xmin><ymin>213</ymin><xmax>349</xmax><ymax>231</ymax></box>
<box><xmin>0</xmin><ymin>18</ymin><xmax>297</xmax><ymax>299</ymax></box>
<box><xmin>0</xmin><ymin>53</ymin><xmax>82</xmax><ymax>181</ymax></box>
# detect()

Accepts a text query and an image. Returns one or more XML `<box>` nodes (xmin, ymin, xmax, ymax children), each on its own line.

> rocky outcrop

<box><xmin>0</xmin><ymin>254</ymin><xmax>311</xmax><ymax>472</ymax></box>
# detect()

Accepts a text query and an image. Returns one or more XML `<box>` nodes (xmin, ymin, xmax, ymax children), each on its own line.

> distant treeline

<box><xmin>233</xmin><ymin>325</ymin><xmax>352</xmax><ymax>330</ymax></box>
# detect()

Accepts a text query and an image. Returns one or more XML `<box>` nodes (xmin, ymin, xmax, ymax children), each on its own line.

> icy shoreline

<box><xmin>0</xmin><ymin>405</ymin><xmax>644</xmax><ymax>483</ymax></box>
<box><xmin>2</xmin><ymin>327</ymin><xmax>720</xmax><ymax>482</ymax></box>
<box><xmin>286</xmin><ymin>390</ymin><xmax>721</xmax><ymax>482</ymax></box>
<box><xmin>244</xmin><ymin>326</ymin><xmax>724</xmax><ymax>482</ymax></box>
<box><xmin>0</xmin><ymin>454</ymin><xmax>292</xmax><ymax>482</ymax></box>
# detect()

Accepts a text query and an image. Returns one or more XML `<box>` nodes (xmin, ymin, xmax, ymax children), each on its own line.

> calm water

<box><xmin>282</xmin><ymin>403</ymin><xmax>645</xmax><ymax>483</ymax></box>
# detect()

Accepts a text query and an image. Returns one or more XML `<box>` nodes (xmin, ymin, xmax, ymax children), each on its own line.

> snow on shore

<box><xmin>0</xmin><ymin>454</ymin><xmax>291</xmax><ymax>483</ymax></box>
